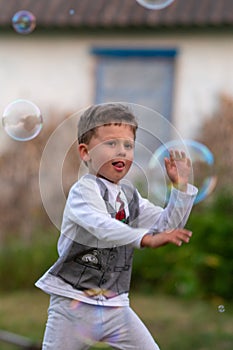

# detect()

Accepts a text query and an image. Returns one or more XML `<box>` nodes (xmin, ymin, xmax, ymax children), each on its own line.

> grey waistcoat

<box><xmin>50</xmin><ymin>179</ymin><xmax>139</xmax><ymax>298</ymax></box>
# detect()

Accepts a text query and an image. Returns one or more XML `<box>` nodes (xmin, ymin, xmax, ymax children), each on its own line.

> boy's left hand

<box><xmin>164</xmin><ymin>150</ymin><xmax>191</xmax><ymax>192</ymax></box>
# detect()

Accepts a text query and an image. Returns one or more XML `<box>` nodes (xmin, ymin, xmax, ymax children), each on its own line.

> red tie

<box><xmin>115</xmin><ymin>192</ymin><xmax>126</xmax><ymax>223</ymax></box>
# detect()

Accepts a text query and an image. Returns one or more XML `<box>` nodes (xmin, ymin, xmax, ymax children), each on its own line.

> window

<box><xmin>91</xmin><ymin>48</ymin><xmax>178</xmax><ymax>180</ymax></box>
<box><xmin>91</xmin><ymin>47</ymin><xmax>177</xmax><ymax>120</ymax></box>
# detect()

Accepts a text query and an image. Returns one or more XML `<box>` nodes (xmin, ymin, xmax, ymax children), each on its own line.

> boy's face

<box><xmin>79</xmin><ymin>124</ymin><xmax>135</xmax><ymax>184</ymax></box>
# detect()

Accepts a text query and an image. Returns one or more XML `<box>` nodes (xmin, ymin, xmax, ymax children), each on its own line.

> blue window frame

<box><xmin>91</xmin><ymin>47</ymin><xmax>177</xmax><ymax>121</ymax></box>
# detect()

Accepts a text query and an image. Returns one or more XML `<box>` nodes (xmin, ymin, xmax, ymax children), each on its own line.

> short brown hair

<box><xmin>77</xmin><ymin>103</ymin><xmax>138</xmax><ymax>144</ymax></box>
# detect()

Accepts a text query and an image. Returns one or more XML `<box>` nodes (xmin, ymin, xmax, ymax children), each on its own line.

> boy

<box><xmin>36</xmin><ymin>103</ymin><xmax>197</xmax><ymax>349</ymax></box>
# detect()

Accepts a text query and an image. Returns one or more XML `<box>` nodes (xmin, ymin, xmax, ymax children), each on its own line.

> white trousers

<box><xmin>42</xmin><ymin>294</ymin><xmax>160</xmax><ymax>350</ymax></box>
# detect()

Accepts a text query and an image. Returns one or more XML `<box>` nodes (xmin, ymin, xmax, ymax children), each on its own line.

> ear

<box><xmin>78</xmin><ymin>143</ymin><xmax>91</xmax><ymax>162</ymax></box>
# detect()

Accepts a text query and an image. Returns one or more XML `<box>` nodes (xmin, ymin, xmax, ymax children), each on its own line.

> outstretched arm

<box><xmin>141</xmin><ymin>228</ymin><xmax>192</xmax><ymax>248</ymax></box>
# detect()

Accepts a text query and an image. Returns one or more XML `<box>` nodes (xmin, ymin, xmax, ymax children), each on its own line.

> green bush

<box><xmin>0</xmin><ymin>229</ymin><xmax>59</xmax><ymax>291</ymax></box>
<box><xmin>186</xmin><ymin>191</ymin><xmax>233</xmax><ymax>300</ymax></box>
<box><xmin>132</xmin><ymin>191</ymin><xmax>233</xmax><ymax>300</ymax></box>
<box><xmin>0</xmin><ymin>192</ymin><xmax>232</xmax><ymax>301</ymax></box>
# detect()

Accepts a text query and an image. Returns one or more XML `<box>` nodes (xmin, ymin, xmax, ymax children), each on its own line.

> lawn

<box><xmin>0</xmin><ymin>290</ymin><xmax>232</xmax><ymax>350</ymax></box>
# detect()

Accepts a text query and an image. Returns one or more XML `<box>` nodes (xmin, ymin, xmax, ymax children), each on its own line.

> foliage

<box><xmin>0</xmin><ymin>191</ymin><xmax>231</xmax><ymax>301</ymax></box>
<box><xmin>132</xmin><ymin>191</ymin><xmax>233</xmax><ymax>301</ymax></box>
<box><xmin>196</xmin><ymin>93</ymin><xmax>233</xmax><ymax>196</ymax></box>
<box><xmin>187</xmin><ymin>192</ymin><xmax>233</xmax><ymax>300</ymax></box>
<box><xmin>0</xmin><ymin>95</ymin><xmax>232</xmax><ymax>301</ymax></box>
<box><xmin>132</xmin><ymin>94</ymin><xmax>233</xmax><ymax>300</ymax></box>
<box><xmin>0</xmin><ymin>229</ymin><xmax>58</xmax><ymax>291</ymax></box>
<box><xmin>0</xmin><ymin>110</ymin><xmax>80</xmax><ymax>243</ymax></box>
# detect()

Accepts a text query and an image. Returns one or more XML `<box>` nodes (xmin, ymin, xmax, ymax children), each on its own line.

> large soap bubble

<box><xmin>136</xmin><ymin>0</ymin><xmax>175</xmax><ymax>10</ymax></box>
<box><xmin>148</xmin><ymin>139</ymin><xmax>217</xmax><ymax>205</ymax></box>
<box><xmin>2</xmin><ymin>99</ymin><xmax>43</xmax><ymax>141</ymax></box>
<box><xmin>12</xmin><ymin>10</ymin><xmax>36</xmax><ymax>35</ymax></box>
<box><xmin>39</xmin><ymin>103</ymin><xmax>192</xmax><ymax>229</ymax></box>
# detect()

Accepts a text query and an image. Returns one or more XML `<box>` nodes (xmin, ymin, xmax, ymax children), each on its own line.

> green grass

<box><xmin>0</xmin><ymin>290</ymin><xmax>232</xmax><ymax>350</ymax></box>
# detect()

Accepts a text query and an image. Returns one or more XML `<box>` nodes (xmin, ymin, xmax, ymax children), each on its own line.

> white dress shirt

<box><xmin>36</xmin><ymin>174</ymin><xmax>197</xmax><ymax>306</ymax></box>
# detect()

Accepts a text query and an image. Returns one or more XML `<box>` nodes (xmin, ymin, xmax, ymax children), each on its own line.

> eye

<box><xmin>105</xmin><ymin>140</ymin><xmax>116</xmax><ymax>147</ymax></box>
<box><xmin>124</xmin><ymin>141</ymin><xmax>134</xmax><ymax>150</ymax></box>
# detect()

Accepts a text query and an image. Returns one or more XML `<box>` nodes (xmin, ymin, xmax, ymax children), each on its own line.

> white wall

<box><xmin>173</xmin><ymin>34</ymin><xmax>233</xmax><ymax>138</ymax></box>
<box><xmin>0</xmin><ymin>32</ymin><xmax>233</xmax><ymax>141</ymax></box>
<box><xmin>0</xmin><ymin>36</ymin><xmax>94</xmax><ymax>117</ymax></box>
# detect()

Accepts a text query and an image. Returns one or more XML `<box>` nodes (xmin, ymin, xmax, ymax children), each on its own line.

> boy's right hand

<box><xmin>141</xmin><ymin>229</ymin><xmax>192</xmax><ymax>248</ymax></box>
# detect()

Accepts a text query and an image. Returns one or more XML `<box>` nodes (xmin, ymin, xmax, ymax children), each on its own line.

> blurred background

<box><xmin>0</xmin><ymin>1</ymin><xmax>232</xmax><ymax>349</ymax></box>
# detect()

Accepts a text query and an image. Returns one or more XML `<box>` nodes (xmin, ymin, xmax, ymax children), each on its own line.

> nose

<box><xmin>116</xmin><ymin>142</ymin><xmax>126</xmax><ymax>156</ymax></box>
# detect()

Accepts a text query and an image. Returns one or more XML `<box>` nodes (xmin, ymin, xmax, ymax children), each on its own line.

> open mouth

<box><xmin>112</xmin><ymin>161</ymin><xmax>125</xmax><ymax>170</ymax></box>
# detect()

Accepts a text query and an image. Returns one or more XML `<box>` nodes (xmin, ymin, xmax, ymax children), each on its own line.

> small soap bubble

<box><xmin>136</xmin><ymin>0</ymin><xmax>174</xmax><ymax>10</ymax></box>
<box><xmin>2</xmin><ymin>99</ymin><xmax>43</xmax><ymax>141</ymax></box>
<box><xmin>12</xmin><ymin>10</ymin><xmax>36</xmax><ymax>35</ymax></box>
<box><xmin>218</xmin><ymin>305</ymin><xmax>225</xmax><ymax>313</ymax></box>
<box><xmin>148</xmin><ymin>139</ymin><xmax>217</xmax><ymax>205</ymax></box>
<box><xmin>69</xmin><ymin>9</ymin><xmax>75</xmax><ymax>16</ymax></box>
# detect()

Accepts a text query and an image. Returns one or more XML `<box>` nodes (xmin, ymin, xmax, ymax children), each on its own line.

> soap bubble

<box><xmin>136</xmin><ymin>0</ymin><xmax>174</xmax><ymax>10</ymax></box>
<box><xmin>12</xmin><ymin>10</ymin><xmax>36</xmax><ymax>35</ymax></box>
<box><xmin>218</xmin><ymin>305</ymin><xmax>225</xmax><ymax>313</ymax></box>
<box><xmin>148</xmin><ymin>139</ymin><xmax>217</xmax><ymax>205</ymax></box>
<box><xmin>39</xmin><ymin>103</ymin><xmax>205</xmax><ymax>230</ymax></box>
<box><xmin>69</xmin><ymin>9</ymin><xmax>75</xmax><ymax>16</ymax></box>
<box><xmin>2</xmin><ymin>99</ymin><xmax>43</xmax><ymax>141</ymax></box>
